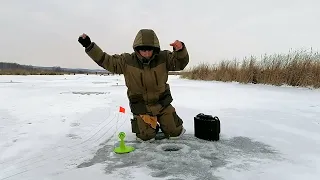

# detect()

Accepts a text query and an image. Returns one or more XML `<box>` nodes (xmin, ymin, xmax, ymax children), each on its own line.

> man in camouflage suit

<box><xmin>78</xmin><ymin>29</ymin><xmax>189</xmax><ymax>142</ymax></box>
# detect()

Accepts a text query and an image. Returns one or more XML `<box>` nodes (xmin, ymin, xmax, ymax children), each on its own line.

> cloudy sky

<box><xmin>1</xmin><ymin>0</ymin><xmax>319</xmax><ymax>69</ymax></box>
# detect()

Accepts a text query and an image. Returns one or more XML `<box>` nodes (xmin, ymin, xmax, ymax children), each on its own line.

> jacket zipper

<box><xmin>154</xmin><ymin>71</ymin><xmax>158</xmax><ymax>86</ymax></box>
<box><xmin>143</xmin><ymin>66</ymin><xmax>149</xmax><ymax>108</ymax></box>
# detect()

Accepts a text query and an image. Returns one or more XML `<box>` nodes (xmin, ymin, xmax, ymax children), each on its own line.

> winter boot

<box><xmin>136</xmin><ymin>136</ymin><xmax>155</xmax><ymax>142</ymax></box>
<box><xmin>169</xmin><ymin>127</ymin><xmax>186</xmax><ymax>140</ymax></box>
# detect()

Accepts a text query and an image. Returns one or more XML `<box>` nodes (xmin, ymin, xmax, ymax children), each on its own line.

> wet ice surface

<box><xmin>78</xmin><ymin>134</ymin><xmax>282</xmax><ymax>180</ymax></box>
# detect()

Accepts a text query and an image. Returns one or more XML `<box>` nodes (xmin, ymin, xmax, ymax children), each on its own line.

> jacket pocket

<box><xmin>154</xmin><ymin>71</ymin><xmax>159</xmax><ymax>86</ymax></box>
<box><xmin>128</xmin><ymin>94</ymin><xmax>148</xmax><ymax>115</ymax></box>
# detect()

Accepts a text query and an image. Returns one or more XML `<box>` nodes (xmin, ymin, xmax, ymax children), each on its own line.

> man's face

<box><xmin>139</xmin><ymin>49</ymin><xmax>153</xmax><ymax>59</ymax></box>
<box><xmin>137</xmin><ymin>46</ymin><xmax>154</xmax><ymax>59</ymax></box>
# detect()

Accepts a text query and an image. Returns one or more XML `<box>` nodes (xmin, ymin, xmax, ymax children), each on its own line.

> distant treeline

<box><xmin>0</xmin><ymin>62</ymin><xmax>181</xmax><ymax>75</ymax></box>
<box><xmin>0</xmin><ymin>62</ymin><xmax>109</xmax><ymax>75</ymax></box>
<box><xmin>0</xmin><ymin>62</ymin><xmax>33</xmax><ymax>70</ymax></box>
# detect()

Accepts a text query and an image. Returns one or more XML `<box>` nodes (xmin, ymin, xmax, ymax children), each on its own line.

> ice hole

<box><xmin>161</xmin><ymin>144</ymin><xmax>182</xmax><ymax>151</ymax></box>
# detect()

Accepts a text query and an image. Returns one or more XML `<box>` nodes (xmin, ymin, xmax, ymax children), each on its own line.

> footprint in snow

<box><xmin>66</xmin><ymin>134</ymin><xmax>81</xmax><ymax>139</ymax></box>
<box><xmin>70</xmin><ymin>122</ymin><xmax>80</xmax><ymax>127</ymax></box>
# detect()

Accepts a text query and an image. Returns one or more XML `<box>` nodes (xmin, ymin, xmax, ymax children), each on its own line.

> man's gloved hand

<box><xmin>78</xmin><ymin>33</ymin><xmax>91</xmax><ymax>48</ymax></box>
<box><xmin>170</xmin><ymin>40</ymin><xmax>183</xmax><ymax>51</ymax></box>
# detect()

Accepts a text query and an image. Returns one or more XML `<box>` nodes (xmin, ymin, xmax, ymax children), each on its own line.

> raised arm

<box><xmin>166</xmin><ymin>40</ymin><xmax>189</xmax><ymax>71</ymax></box>
<box><xmin>78</xmin><ymin>33</ymin><xmax>129</xmax><ymax>74</ymax></box>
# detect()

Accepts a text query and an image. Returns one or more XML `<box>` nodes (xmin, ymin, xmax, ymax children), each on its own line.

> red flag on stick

<box><xmin>119</xmin><ymin>106</ymin><xmax>125</xmax><ymax>113</ymax></box>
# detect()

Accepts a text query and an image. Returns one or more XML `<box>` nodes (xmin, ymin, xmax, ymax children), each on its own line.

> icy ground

<box><xmin>0</xmin><ymin>74</ymin><xmax>319</xmax><ymax>180</ymax></box>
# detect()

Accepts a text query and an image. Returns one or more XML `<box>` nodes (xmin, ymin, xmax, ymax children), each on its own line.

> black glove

<box><xmin>78</xmin><ymin>34</ymin><xmax>91</xmax><ymax>48</ymax></box>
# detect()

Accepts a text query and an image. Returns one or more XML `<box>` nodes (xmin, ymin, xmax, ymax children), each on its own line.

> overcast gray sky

<box><xmin>1</xmin><ymin>0</ymin><xmax>319</xmax><ymax>69</ymax></box>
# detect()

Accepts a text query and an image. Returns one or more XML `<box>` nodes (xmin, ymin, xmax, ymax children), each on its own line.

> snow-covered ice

<box><xmin>0</xmin><ymin>74</ymin><xmax>319</xmax><ymax>180</ymax></box>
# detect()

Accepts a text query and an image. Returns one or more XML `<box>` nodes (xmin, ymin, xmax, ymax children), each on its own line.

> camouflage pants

<box><xmin>131</xmin><ymin>104</ymin><xmax>183</xmax><ymax>141</ymax></box>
